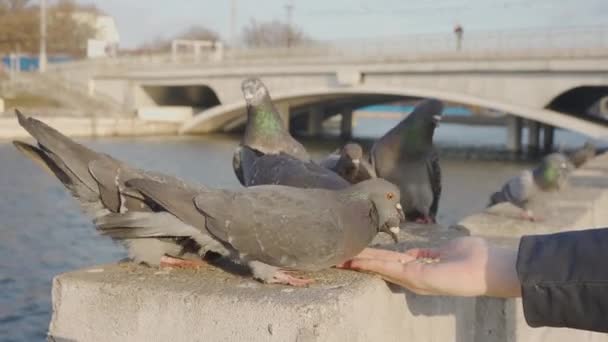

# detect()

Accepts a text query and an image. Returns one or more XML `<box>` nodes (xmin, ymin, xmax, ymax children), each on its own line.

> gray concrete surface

<box><xmin>48</xmin><ymin>154</ymin><xmax>608</xmax><ymax>341</ymax></box>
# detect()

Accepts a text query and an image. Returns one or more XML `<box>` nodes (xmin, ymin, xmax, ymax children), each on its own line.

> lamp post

<box><xmin>39</xmin><ymin>0</ymin><xmax>48</xmax><ymax>72</ymax></box>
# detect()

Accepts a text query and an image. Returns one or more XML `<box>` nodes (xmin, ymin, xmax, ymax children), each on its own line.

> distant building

<box><xmin>71</xmin><ymin>11</ymin><xmax>120</xmax><ymax>58</ymax></box>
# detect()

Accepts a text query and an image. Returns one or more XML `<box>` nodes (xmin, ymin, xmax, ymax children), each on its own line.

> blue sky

<box><xmin>76</xmin><ymin>0</ymin><xmax>608</xmax><ymax>48</ymax></box>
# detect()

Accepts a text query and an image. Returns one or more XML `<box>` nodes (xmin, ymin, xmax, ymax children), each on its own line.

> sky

<box><xmin>74</xmin><ymin>0</ymin><xmax>608</xmax><ymax>48</ymax></box>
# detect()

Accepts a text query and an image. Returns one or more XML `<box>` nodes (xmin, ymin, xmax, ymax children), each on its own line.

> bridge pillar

<box><xmin>275</xmin><ymin>102</ymin><xmax>290</xmax><ymax>131</ymax></box>
<box><xmin>543</xmin><ymin>124</ymin><xmax>555</xmax><ymax>152</ymax></box>
<box><xmin>340</xmin><ymin>107</ymin><xmax>353</xmax><ymax>140</ymax></box>
<box><xmin>527</xmin><ymin>120</ymin><xmax>541</xmax><ymax>155</ymax></box>
<box><xmin>506</xmin><ymin>116</ymin><xmax>523</xmax><ymax>153</ymax></box>
<box><xmin>306</xmin><ymin>106</ymin><xmax>324</xmax><ymax>136</ymax></box>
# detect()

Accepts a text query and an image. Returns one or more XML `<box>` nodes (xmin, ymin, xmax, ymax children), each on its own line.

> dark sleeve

<box><xmin>516</xmin><ymin>228</ymin><xmax>608</xmax><ymax>333</ymax></box>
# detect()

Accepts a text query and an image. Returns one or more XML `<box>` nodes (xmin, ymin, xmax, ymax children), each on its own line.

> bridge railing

<box><xmin>46</xmin><ymin>26</ymin><xmax>608</xmax><ymax>73</ymax></box>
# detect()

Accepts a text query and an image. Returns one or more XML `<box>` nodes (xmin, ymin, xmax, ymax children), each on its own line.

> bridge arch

<box><xmin>179</xmin><ymin>85</ymin><xmax>608</xmax><ymax>139</ymax></box>
<box><xmin>142</xmin><ymin>84</ymin><xmax>221</xmax><ymax>109</ymax></box>
<box><xmin>546</xmin><ymin>86</ymin><xmax>608</xmax><ymax>122</ymax></box>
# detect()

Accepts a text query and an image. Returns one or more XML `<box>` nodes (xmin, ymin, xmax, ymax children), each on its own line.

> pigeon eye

<box><xmin>386</xmin><ymin>192</ymin><xmax>395</xmax><ymax>200</ymax></box>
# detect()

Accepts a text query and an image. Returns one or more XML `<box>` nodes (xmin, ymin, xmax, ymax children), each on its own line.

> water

<box><xmin>0</xmin><ymin>120</ymin><xmax>600</xmax><ymax>341</ymax></box>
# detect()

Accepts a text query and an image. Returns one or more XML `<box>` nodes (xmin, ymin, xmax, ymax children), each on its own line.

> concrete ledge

<box><xmin>50</xmin><ymin>226</ymin><xmax>479</xmax><ymax>342</ymax></box>
<box><xmin>0</xmin><ymin>117</ymin><xmax>179</xmax><ymax>139</ymax></box>
<box><xmin>49</xmin><ymin>154</ymin><xmax>608</xmax><ymax>341</ymax></box>
<box><xmin>460</xmin><ymin>152</ymin><xmax>608</xmax><ymax>245</ymax></box>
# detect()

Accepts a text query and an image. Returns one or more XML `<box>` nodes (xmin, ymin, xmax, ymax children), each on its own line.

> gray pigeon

<box><xmin>568</xmin><ymin>141</ymin><xmax>596</xmax><ymax>168</ymax></box>
<box><xmin>12</xmin><ymin>110</ymin><xmax>205</xmax><ymax>266</ymax></box>
<box><xmin>238</xmin><ymin>145</ymin><xmax>350</xmax><ymax>189</ymax></box>
<box><xmin>370</xmin><ymin>99</ymin><xmax>443</xmax><ymax>223</ymax></box>
<box><xmin>97</xmin><ymin>178</ymin><xmax>405</xmax><ymax>286</ymax></box>
<box><xmin>234</xmin><ymin>78</ymin><xmax>310</xmax><ymax>185</ymax></box>
<box><xmin>488</xmin><ymin>153</ymin><xmax>573</xmax><ymax>221</ymax></box>
<box><xmin>319</xmin><ymin>143</ymin><xmax>377</xmax><ymax>184</ymax></box>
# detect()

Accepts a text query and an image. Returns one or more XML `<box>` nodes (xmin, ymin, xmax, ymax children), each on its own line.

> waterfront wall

<box><xmin>48</xmin><ymin>154</ymin><xmax>608</xmax><ymax>341</ymax></box>
<box><xmin>0</xmin><ymin>116</ymin><xmax>179</xmax><ymax>140</ymax></box>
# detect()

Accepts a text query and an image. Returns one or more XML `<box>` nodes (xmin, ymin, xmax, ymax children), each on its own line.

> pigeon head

<box><xmin>341</xmin><ymin>143</ymin><xmax>363</xmax><ymax>163</ymax></box>
<box><xmin>347</xmin><ymin>179</ymin><xmax>404</xmax><ymax>243</ymax></box>
<box><xmin>534</xmin><ymin>153</ymin><xmax>572</xmax><ymax>190</ymax></box>
<box><xmin>337</xmin><ymin>143</ymin><xmax>364</xmax><ymax>178</ymax></box>
<box><xmin>241</xmin><ymin>77</ymin><xmax>285</xmax><ymax>136</ymax></box>
<box><xmin>242</xmin><ymin>77</ymin><xmax>269</xmax><ymax>105</ymax></box>
<box><xmin>391</xmin><ymin>98</ymin><xmax>443</xmax><ymax>151</ymax></box>
<box><xmin>583</xmin><ymin>141</ymin><xmax>596</xmax><ymax>152</ymax></box>
<box><xmin>407</xmin><ymin>99</ymin><xmax>443</xmax><ymax>133</ymax></box>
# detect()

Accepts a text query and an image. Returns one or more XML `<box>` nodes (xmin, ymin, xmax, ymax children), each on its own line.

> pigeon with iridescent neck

<box><xmin>488</xmin><ymin>153</ymin><xmax>573</xmax><ymax>221</ymax></box>
<box><xmin>370</xmin><ymin>99</ymin><xmax>443</xmax><ymax>224</ymax></box>
<box><xmin>234</xmin><ymin>78</ymin><xmax>310</xmax><ymax>185</ymax></box>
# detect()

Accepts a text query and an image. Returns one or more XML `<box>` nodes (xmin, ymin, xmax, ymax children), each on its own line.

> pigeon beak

<box><xmin>396</xmin><ymin>203</ymin><xmax>405</xmax><ymax>222</ymax></box>
<box><xmin>388</xmin><ymin>226</ymin><xmax>400</xmax><ymax>243</ymax></box>
<box><xmin>433</xmin><ymin>115</ymin><xmax>442</xmax><ymax>125</ymax></box>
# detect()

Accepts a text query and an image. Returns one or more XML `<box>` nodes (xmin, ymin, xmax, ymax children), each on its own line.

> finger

<box><xmin>354</xmin><ymin>248</ymin><xmax>413</xmax><ymax>262</ymax></box>
<box><xmin>347</xmin><ymin>258</ymin><xmax>408</xmax><ymax>278</ymax></box>
<box><xmin>405</xmin><ymin>248</ymin><xmax>440</xmax><ymax>259</ymax></box>
<box><xmin>357</xmin><ymin>260</ymin><xmax>442</xmax><ymax>296</ymax></box>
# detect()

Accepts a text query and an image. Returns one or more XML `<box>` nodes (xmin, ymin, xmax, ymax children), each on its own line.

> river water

<box><xmin>0</xmin><ymin>118</ymin><xmax>602</xmax><ymax>341</ymax></box>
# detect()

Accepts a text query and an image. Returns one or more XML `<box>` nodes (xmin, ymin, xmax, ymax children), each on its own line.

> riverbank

<box><xmin>0</xmin><ymin>116</ymin><xmax>179</xmax><ymax>139</ymax></box>
<box><xmin>48</xmin><ymin>152</ymin><xmax>608</xmax><ymax>341</ymax></box>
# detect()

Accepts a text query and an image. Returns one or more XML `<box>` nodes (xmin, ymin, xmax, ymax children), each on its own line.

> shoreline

<box><xmin>0</xmin><ymin>116</ymin><xmax>593</xmax><ymax>163</ymax></box>
<box><xmin>0</xmin><ymin>116</ymin><xmax>180</xmax><ymax>139</ymax></box>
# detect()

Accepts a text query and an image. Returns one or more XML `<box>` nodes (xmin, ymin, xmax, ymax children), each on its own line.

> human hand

<box><xmin>339</xmin><ymin>237</ymin><xmax>521</xmax><ymax>298</ymax></box>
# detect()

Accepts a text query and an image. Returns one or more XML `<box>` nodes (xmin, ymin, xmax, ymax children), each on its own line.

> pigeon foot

<box><xmin>415</xmin><ymin>216</ymin><xmax>435</xmax><ymax>224</ymax></box>
<box><xmin>269</xmin><ymin>270</ymin><xmax>315</xmax><ymax>287</ymax></box>
<box><xmin>159</xmin><ymin>255</ymin><xmax>207</xmax><ymax>269</ymax></box>
<box><xmin>519</xmin><ymin>210</ymin><xmax>542</xmax><ymax>222</ymax></box>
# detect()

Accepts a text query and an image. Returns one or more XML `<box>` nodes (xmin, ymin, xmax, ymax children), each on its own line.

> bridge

<box><xmin>47</xmin><ymin>27</ymin><xmax>608</xmax><ymax>152</ymax></box>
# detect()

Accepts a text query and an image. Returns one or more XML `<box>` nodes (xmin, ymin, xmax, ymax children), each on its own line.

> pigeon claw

<box><xmin>159</xmin><ymin>255</ymin><xmax>207</xmax><ymax>269</ymax></box>
<box><xmin>415</xmin><ymin>216</ymin><xmax>435</xmax><ymax>224</ymax></box>
<box><xmin>519</xmin><ymin>210</ymin><xmax>542</xmax><ymax>222</ymax></box>
<box><xmin>270</xmin><ymin>270</ymin><xmax>315</xmax><ymax>287</ymax></box>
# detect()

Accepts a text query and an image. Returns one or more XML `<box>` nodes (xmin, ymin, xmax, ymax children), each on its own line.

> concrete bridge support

<box><xmin>506</xmin><ymin>116</ymin><xmax>523</xmax><ymax>153</ymax></box>
<box><xmin>340</xmin><ymin>107</ymin><xmax>353</xmax><ymax>140</ymax></box>
<box><xmin>527</xmin><ymin>120</ymin><xmax>541</xmax><ymax>155</ymax></box>
<box><xmin>543</xmin><ymin>124</ymin><xmax>555</xmax><ymax>152</ymax></box>
<box><xmin>306</xmin><ymin>106</ymin><xmax>324</xmax><ymax>136</ymax></box>
<box><xmin>275</xmin><ymin>102</ymin><xmax>290</xmax><ymax>131</ymax></box>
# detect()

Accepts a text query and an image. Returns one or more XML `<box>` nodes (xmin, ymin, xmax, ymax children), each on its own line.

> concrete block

<box><xmin>335</xmin><ymin>69</ymin><xmax>362</xmax><ymax>86</ymax></box>
<box><xmin>49</xmin><ymin>225</ymin><xmax>477</xmax><ymax>342</ymax></box>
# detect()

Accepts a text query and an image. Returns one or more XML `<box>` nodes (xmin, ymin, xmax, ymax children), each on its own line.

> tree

<box><xmin>242</xmin><ymin>19</ymin><xmax>310</xmax><ymax>48</ymax></box>
<box><xmin>0</xmin><ymin>0</ymin><xmax>96</xmax><ymax>57</ymax></box>
<box><xmin>0</xmin><ymin>0</ymin><xmax>31</xmax><ymax>12</ymax></box>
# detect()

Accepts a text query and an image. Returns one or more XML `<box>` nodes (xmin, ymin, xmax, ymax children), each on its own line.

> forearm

<box><xmin>517</xmin><ymin>228</ymin><xmax>608</xmax><ymax>333</ymax></box>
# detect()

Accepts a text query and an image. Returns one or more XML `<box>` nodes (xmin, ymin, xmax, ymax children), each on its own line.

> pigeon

<box><xmin>234</xmin><ymin>78</ymin><xmax>310</xmax><ymax>185</ymax></box>
<box><xmin>238</xmin><ymin>145</ymin><xmax>350</xmax><ymax>189</ymax></box>
<box><xmin>488</xmin><ymin>153</ymin><xmax>573</xmax><ymax>221</ymax></box>
<box><xmin>370</xmin><ymin>99</ymin><xmax>443</xmax><ymax>224</ymax></box>
<box><xmin>319</xmin><ymin>143</ymin><xmax>377</xmax><ymax>184</ymax></box>
<box><xmin>12</xmin><ymin>110</ymin><xmax>206</xmax><ymax>267</ymax></box>
<box><xmin>568</xmin><ymin>141</ymin><xmax>596</xmax><ymax>168</ymax></box>
<box><xmin>96</xmin><ymin>177</ymin><xmax>405</xmax><ymax>286</ymax></box>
